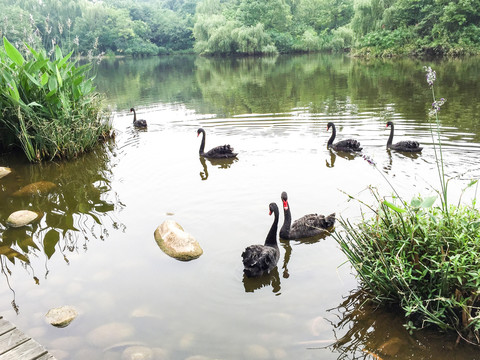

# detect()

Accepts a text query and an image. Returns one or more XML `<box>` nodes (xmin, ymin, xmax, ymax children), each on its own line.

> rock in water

<box><xmin>6</xmin><ymin>210</ymin><xmax>40</xmax><ymax>227</ymax></box>
<box><xmin>13</xmin><ymin>181</ymin><xmax>57</xmax><ymax>197</ymax></box>
<box><xmin>45</xmin><ymin>306</ymin><xmax>78</xmax><ymax>327</ymax></box>
<box><xmin>0</xmin><ymin>167</ymin><xmax>12</xmax><ymax>179</ymax></box>
<box><xmin>154</xmin><ymin>220</ymin><xmax>203</xmax><ymax>261</ymax></box>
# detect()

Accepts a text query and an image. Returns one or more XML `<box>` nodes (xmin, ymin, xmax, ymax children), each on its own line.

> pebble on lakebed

<box><xmin>154</xmin><ymin>220</ymin><xmax>203</xmax><ymax>261</ymax></box>
<box><xmin>6</xmin><ymin>210</ymin><xmax>41</xmax><ymax>228</ymax></box>
<box><xmin>45</xmin><ymin>306</ymin><xmax>78</xmax><ymax>328</ymax></box>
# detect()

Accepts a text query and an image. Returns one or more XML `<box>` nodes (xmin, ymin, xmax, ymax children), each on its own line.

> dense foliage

<box><xmin>0</xmin><ymin>37</ymin><xmax>111</xmax><ymax>161</ymax></box>
<box><xmin>2</xmin><ymin>0</ymin><xmax>479</xmax><ymax>57</ymax></box>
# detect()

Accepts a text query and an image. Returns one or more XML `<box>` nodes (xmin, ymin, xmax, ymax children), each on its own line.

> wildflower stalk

<box><xmin>424</xmin><ymin>66</ymin><xmax>448</xmax><ymax>217</ymax></box>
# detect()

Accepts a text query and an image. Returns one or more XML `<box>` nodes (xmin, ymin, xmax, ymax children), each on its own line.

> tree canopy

<box><xmin>1</xmin><ymin>0</ymin><xmax>479</xmax><ymax>57</ymax></box>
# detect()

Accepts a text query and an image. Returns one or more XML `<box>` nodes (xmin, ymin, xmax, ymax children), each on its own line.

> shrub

<box><xmin>0</xmin><ymin>37</ymin><xmax>111</xmax><ymax>161</ymax></box>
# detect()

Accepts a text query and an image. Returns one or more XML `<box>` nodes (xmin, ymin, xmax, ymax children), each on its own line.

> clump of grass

<box><xmin>0</xmin><ymin>37</ymin><xmax>112</xmax><ymax>161</ymax></box>
<box><xmin>336</xmin><ymin>189</ymin><xmax>480</xmax><ymax>342</ymax></box>
<box><xmin>334</xmin><ymin>67</ymin><xmax>480</xmax><ymax>344</ymax></box>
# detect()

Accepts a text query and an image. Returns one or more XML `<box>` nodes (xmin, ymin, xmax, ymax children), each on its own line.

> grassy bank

<box><xmin>334</xmin><ymin>67</ymin><xmax>480</xmax><ymax>344</ymax></box>
<box><xmin>0</xmin><ymin>37</ymin><xmax>112</xmax><ymax>162</ymax></box>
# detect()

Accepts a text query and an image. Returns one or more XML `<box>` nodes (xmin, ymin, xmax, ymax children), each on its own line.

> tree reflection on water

<box><xmin>0</xmin><ymin>142</ymin><xmax>124</xmax><ymax>313</ymax></box>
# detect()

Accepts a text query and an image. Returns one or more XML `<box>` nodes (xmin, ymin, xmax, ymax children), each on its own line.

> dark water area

<box><xmin>1</xmin><ymin>53</ymin><xmax>480</xmax><ymax>359</ymax></box>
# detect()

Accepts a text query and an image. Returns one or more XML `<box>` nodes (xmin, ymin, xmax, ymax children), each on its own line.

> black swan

<box><xmin>130</xmin><ymin>108</ymin><xmax>147</xmax><ymax>128</ymax></box>
<box><xmin>242</xmin><ymin>203</ymin><xmax>280</xmax><ymax>278</ymax></box>
<box><xmin>279</xmin><ymin>192</ymin><xmax>335</xmax><ymax>240</ymax></box>
<box><xmin>327</xmin><ymin>122</ymin><xmax>362</xmax><ymax>152</ymax></box>
<box><xmin>386</xmin><ymin>121</ymin><xmax>423</xmax><ymax>152</ymax></box>
<box><xmin>197</xmin><ymin>128</ymin><xmax>237</xmax><ymax>159</ymax></box>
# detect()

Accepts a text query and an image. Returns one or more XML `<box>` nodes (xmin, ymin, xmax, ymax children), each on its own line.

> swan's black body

<box><xmin>197</xmin><ymin>128</ymin><xmax>237</xmax><ymax>159</ymax></box>
<box><xmin>242</xmin><ymin>203</ymin><xmax>280</xmax><ymax>278</ymax></box>
<box><xmin>130</xmin><ymin>108</ymin><xmax>147</xmax><ymax>128</ymax></box>
<box><xmin>386</xmin><ymin>121</ymin><xmax>422</xmax><ymax>152</ymax></box>
<box><xmin>279</xmin><ymin>192</ymin><xmax>335</xmax><ymax>240</ymax></box>
<box><xmin>327</xmin><ymin>122</ymin><xmax>362</xmax><ymax>152</ymax></box>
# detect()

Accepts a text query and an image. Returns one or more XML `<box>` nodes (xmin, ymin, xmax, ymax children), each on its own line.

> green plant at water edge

<box><xmin>0</xmin><ymin>37</ymin><xmax>112</xmax><ymax>161</ymax></box>
<box><xmin>334</xmin><ymin>67</ymin><xmax>480</xmax><ymax>344</ymax></box>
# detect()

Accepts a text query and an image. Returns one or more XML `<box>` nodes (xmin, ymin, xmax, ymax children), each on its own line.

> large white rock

<box><xmin>45</xmin><ymin>306</ymin><xmax>78</xmax><ymax>328</ymax></box>
<box><xmin>0</xmin><ymin>167</ymin><xmax>11</xmax><ymax>179</ymax></box>
<box><xmin>154</xmin><ymin>220</ymin><xmax>203</xmax><ymax>261</ymax></box>
<box><xmin>6</xmin><ymin>210</ymin><xmax>39</xmax><ymax>227</ymax></box>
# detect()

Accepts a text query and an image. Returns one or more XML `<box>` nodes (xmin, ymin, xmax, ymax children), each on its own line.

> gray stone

<box><xmin>7</xmin><ymin>210</ymin><xmax>40</xmax><ymax>227</ymax></box>
<box><xmin>45</xmin><ymin>306</ymin><xmax>78</xmax><ymax>328</ymax></box>
<box><xmin>0</xmin><ymin>167</ymin><xmax>11</xmax><ymax>179</ymax></box>
<box><xmin>154</xmin><ymin>220</ymin><xmax>203</xmax><ymax>261</ymax></box>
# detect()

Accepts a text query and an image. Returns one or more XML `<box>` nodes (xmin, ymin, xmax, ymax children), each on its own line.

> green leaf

<box><xmin>411</xmin><ymin>198</ymin><xmax>421</xmax><ymax>207</ymax></box>
<box><xmin>55</xmin><ymin>46</ymin><xmax>62</xmax><ymax>62</ymax></box>
<box><xmin>3</xmin><ymin>36</ymin><xmax>24</xmax><ymax>66</ymax></box>
<box><xmin>57</xmin><ymin>50</ymin><xmax>74</xmax><ymax>68</ymax></box>
<box><xmin>48</xmin><ymin>76</ymin><xmax>57</xmax><ymax>92</ymax></box>
<box><xmin>41</xmin><ymin>72</ymin><xmax>49</xmax><ymax>86</ymax></box>
<box><xmin>7</xmin><ymin>81</ymin><xmax>20</xmax><ymax>102</ymax></box>
<box><xmin>24</xmin><ymin>72</ymin><xmax>41</xmax><ymax>87</ymax></box>
<box><xmin>43</xmin><ymin>229</ymin><xmax>60</xmax><ymax>259</ymax></box>
<box><xmin>420</xmin><ymin>196</ymin><xmax>436</xmax><ymax>208</ymax></box>
<box><xmin>55</xmin><ymin>65</ymin><xmax>63</xmax><ymax>87</ymax></box>
<box><xmin>383</xmin><ymin>200</ymin><xmax>406</xmax><ymax>214</ymax></box>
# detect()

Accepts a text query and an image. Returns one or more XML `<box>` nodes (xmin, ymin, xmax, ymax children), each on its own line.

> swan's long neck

<box><xmin>280</xmin><ymin>201</ymin><xmax>291</xmax><ymax>238</ymax></box>
<box><xmin>265</xmin><ymin>208</ymin><xmax>279</xmax><ymax>247</ymax></box>
<box><xmin>132</xmin><ymin>109</ymin><xmax>137</xmax><ymax>124</ymax></box>
<box><xmin>327</xmin><ymin>125</ymin><xmax>336</xmax><ymax>147</ymax></box>
<box><xmin>199</xmin><ymin>130</ymin><xmax>206</xmax><ymax>155</ymax></box>
<box><xmin>387</xmin><ymin>123</ymin><xmax>394</xmax><ymax>148</ymax></box>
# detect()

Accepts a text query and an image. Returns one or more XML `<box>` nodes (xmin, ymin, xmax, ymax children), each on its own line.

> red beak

<box><xmin>282</xmin><ymin>199</ymin><xmax>288</xmax><ymax>210</ymax></box>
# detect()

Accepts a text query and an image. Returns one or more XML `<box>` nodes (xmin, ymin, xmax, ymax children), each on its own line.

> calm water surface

<box><xmin>1</xmin><ymin>54</ymin><xmax>480</xmax><ymax>359</ymax></box>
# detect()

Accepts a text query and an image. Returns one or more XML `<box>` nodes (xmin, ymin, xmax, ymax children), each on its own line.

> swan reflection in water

<box><xmin>242</xmin><ymin>267</ymin><xmax>281</xmax><ymax>294</ymax></box>
<box><xmin>325</xmin><ymin>149</ymin><xmax>358</xmax><ymax>168</ymax></box>
<box><xmin>199</xmin><ymin>156</ymin><xmax>238</xmax><ymax>180</ymax></box>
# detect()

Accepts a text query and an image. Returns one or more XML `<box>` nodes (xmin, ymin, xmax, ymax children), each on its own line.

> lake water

<box><xmin>1</xmin><ymin>54</ymin><xmax>480</xmax><ymax>359</ymax></box>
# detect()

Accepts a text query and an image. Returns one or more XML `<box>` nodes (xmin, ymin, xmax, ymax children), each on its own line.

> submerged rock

<box><xmin>154</xmin><ymin>220</ymin><xmax>203</xmax><ymax>261</ymax></box>
<box><xmin>13</xmin><ymin>181</ymin><xmax>57</xmax><ymax>197</ymax></box>
<box><xmin>45</xmin><ymin>306</ymin><xmax>78</xmax><ymax>328</ymax></box>
<box><xmin>121</xmin><ymin>346</ymin><xmax>153</xmax><ymax>360</ymax></box>
<box><xmin>378</xmin><ymin>337</ymin><xmax>405</xmax><ymax>356</ymax></box>
<box><xmin>0</xmin><ymin>167</ymin><xmax>12</xmax><ymax>179</ymax></box>
<box><xmin>86</xmin><ymin>322</ymin><xmax>135</xmax><ymax>348</ymax></box>
<box><xmin>6</xmin><ymin>210</ymin><xmax>40</xmax><ymax>227</ymax></box>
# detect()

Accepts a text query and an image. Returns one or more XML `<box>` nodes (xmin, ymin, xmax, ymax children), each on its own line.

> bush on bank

<box><xmin>0</xmin><ymin>37</ymin><xmax>112</xmax><ymax>162</ymax></box>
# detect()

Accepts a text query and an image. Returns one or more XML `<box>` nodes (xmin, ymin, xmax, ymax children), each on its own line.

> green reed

<box><xmin>0</xmin><ymin>37</ymin><xmax>111</xmax><ymax>161</ymax></box>
<box><xmin>334</xmin><ymin>67</ymin><xmax>480</xmax><ymax>344</ymax></box>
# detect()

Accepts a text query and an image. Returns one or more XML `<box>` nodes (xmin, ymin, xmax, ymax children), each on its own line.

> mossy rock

<box><xmin>154</xmin><ymin>220</ymin><xmax>203</xmax><ymax>261</ymax></box>
<box><xmin>13</xmin><ymin>181</ymin><xmax>57</xmax><ymax>197</ymax></box>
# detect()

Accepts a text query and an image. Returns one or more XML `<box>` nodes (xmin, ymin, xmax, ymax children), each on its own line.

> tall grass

<box><xmin>334</xmin><ymin>67</ymin><xmax>480</xmax><ymax>344</ymax></box>
<box><xmin>0</xmin><ymin>37</ymin><xmax>111</xmax><ymax>161</ymax></box>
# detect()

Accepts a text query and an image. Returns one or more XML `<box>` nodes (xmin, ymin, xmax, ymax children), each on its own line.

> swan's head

<box><xmin>386</xmin><ymin>121</ymin><xmax>393</xmax><ymax>128</ymax></box>
<box><xmin>281</xmin><ymin>191</ymin><xmax>288</xmax><ymax>210</ymax></box>
<box><xmin>197</xmin><ymin>128</ymin><xmax>205</xmax><ymax>137</ymax></box>
<box><xmin>327</xmin><ymin>122</ymin><xmax>334</xmax><ymax>131</ymax></box>
<box><xmin>130</xmin><ymin>108</ymin><xmax>134</xmax><ymax>112</ymax></box>
<box><xmin>269</xmin><ymin>202</ymin><xmax>278</xmax><ymax>216</ymax></box>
